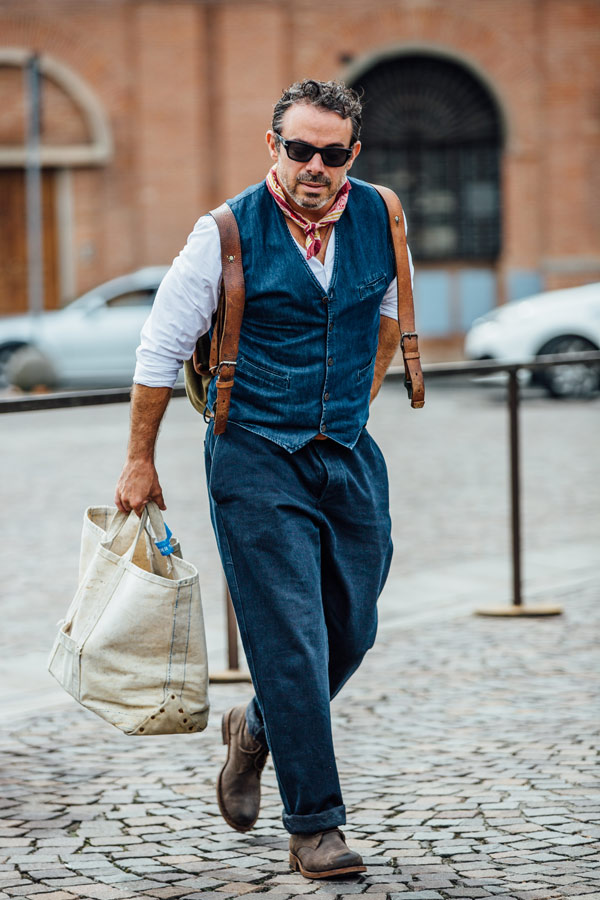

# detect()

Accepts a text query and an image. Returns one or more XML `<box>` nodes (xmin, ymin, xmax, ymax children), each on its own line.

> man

<box><xmin>115</xmin><ymin>79</ymin><xmax>413</xmax><ymax>879</ymax></box>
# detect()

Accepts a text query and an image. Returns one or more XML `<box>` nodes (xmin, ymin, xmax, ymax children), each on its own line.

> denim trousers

<box><xmin>204</xmin><ymin>422</ymin><xmax>393</xmax><ymax>834</ymax></box>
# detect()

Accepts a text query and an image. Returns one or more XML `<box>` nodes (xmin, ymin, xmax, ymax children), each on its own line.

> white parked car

<box><xmin>465</xmin><ymin>282</ymin><xmax>600</xmax><ymax>397</ymax></box>
<box><xmin>0</xmin><ymin>267</ymin><xmax>169</xmax><ymax>389</ymax></box>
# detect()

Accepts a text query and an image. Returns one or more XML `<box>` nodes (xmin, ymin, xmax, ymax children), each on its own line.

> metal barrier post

<box><xmin>509</xmin><ymin>368</ymin><xmax>523</xmax><ymax>607</ymax></box>
<box><xmin>476</xmin><ymin>365</ymin><xmax>562</xmax><ymax>618</ymax></box>
<box><xmin>209</xmin><ymin>579</ymin><xmax>252</xmax><ymax>684</ymax></box>
<box><xmin>226</xmin><ymin>586</ymin><xmax>239</xmax><ymax>671</ymax></box>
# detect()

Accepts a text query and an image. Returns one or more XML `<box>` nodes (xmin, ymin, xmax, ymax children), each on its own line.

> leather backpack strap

<box><xmin>209</xmin><ymin>202</ymin><xmax>246</xmax><ymax>434</ymax></box>
<box><xmin>371</xmin><ymin>183</ymin><xmax>425</xmax><ymax>409</ymax></box>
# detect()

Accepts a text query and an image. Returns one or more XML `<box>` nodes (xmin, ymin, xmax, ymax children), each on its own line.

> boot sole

<box><xmin>289</xmin><ymin>852</ymin><xmax>366</xmax><ymax>879</ymax></box>
<box><xmin>216</xmin><ymin>708</ymin><xmax>258</xmax><ymax>833</ymax></box>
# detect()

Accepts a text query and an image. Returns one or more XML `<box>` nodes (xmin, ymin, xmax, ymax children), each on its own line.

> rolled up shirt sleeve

<box><xmin>379</xmin><ymin>213</ymin><xmax>414</xmax><ymax>320</ymax></box>
<box><xmin>134</xmin><ymin>215</ymin><xmax>222</xmax><ymax>388</ymax></box>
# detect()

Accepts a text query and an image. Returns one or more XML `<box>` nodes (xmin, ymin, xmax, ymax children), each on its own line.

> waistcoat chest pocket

<box><xmin>358</xmin><ymin>273</ymin><xmax>387</xmax><ymax>299</ymax></box>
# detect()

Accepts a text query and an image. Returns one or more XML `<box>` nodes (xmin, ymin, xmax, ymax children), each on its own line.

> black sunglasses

<box><xmin>274</xmin><ymin>132</ymin><xmax>353</xmax><ymax>168</ymax></box>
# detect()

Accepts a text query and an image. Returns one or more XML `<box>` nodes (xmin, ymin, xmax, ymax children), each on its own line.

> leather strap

<box><xmin>208</xmin><ymin>203</ymin><xmax>246</xmax><ymax>434</ymax></box>
<box><xmin>371</xmin><ymin>184</ymin><xmax>425</xmax><ymax>409</ymax></box>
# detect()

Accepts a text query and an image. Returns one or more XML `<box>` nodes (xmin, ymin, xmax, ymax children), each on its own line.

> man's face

<box><xmin>266</xmin><ymin>103</ymin><xmax>361</xmax><ymax>217</ymax></box>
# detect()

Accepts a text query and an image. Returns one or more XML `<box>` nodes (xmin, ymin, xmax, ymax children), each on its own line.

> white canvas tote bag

<box><xmin>48</xmin><ymin>502</ymin><xmax>209</xmax><ymax>735</ymax></box>
<box><xmin>78</xmin><ymin>504</ymin><xmax>182</xmax><ymax>583</ymax></box>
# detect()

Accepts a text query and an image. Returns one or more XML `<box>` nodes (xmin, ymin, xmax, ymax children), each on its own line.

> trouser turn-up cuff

<box><xmin>283</xmin><ymin>804</ymin><xmax>347</xmax><ymax>835</ymax></box>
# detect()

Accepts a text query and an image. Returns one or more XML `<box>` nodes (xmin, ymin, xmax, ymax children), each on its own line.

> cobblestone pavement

<box><xmin>2</xmin><ymin>382</ymin><xmax>599</xmax><ymax>899</ymax></box>
<box><xmin>1</xmin><ymin>577</ymin><xmax>599</xmax><ymax>900</ymax></box>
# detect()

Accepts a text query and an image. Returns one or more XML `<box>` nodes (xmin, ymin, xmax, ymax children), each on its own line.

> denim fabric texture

<box><xmin>204</xmin><ymin>422</ymin><xmax>393</xmax><ymax>834</ymax></box>
<box><xmin>206</xmin><ymin>177</ymin><xmax>396</xmax><ymax>452</ymax></box>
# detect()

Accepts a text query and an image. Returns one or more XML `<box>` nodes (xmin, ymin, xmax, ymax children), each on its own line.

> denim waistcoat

<box><xmin>206</xmin><ymin>177</ymin><xmax>395</xmax><ymax>452</ymax></box>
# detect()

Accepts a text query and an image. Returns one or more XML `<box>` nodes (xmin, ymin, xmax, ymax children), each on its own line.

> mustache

<box><xmin>296</xmin><ymin>174</ymin><xmax>331</xmax><ymax>187</ymax></box>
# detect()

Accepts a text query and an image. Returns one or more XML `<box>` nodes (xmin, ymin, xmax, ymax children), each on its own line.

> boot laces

<box><xmin>240</xmin><ymin>723</ymin><xmax>269</xmax><ymax>771</ymax></box>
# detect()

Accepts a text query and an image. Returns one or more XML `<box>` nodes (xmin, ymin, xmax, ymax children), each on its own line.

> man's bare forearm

<box><xmin>370</xmin><ymin>315</ymin><xmax>400</xmax><ymax>403</ymax></box>
<box><xmin>115</xmin><ymin>384</ymin><xmax>172</xmax><ymax>514</ymax></box>
<box><xmin>126</xmin><ymin>384</ymin><xmax>172</xmax><ymax>462</ymax></box>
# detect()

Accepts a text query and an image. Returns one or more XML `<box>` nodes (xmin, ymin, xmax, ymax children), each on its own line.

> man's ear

<box><xmin>266</xmin><ymin>130</ymin><xmax>279</xmax><ymax>162</ymax></box>
<box><xmin>346</xmin><ymin>140</ymin><xmax>361</xmax><ymax>173</ymax></box>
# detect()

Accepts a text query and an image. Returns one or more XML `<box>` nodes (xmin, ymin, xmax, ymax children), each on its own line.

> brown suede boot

<box><xmin>217</xmin><ymin>705</ymin><xmax>269</xmax><ymax>832</ymax></box>
<box><xmin>289</xmin><ymin>828</ymin><xmax>366</xmax><ymax>879</ymax></box>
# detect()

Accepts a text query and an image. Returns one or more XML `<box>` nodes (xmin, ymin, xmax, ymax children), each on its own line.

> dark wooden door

<box><xmin>0</xmin><ymin>169</ymin><xmax>58</xmax><ymax>316</ymax></box>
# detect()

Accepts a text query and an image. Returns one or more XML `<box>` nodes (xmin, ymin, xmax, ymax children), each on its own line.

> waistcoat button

<box><xmin>321</xmin><ymin>296</ymin><xmax>328</xmax><ymax>303</ymax></box>
<box><xmin>324</xmin><ymin>392</ymin><xmax>330</xmax><ymax>401</ymax></box>
<box><xmin>321</xmin><ymin>424</ymin><xmax>327</xmax><ymax>432</ymax></box>
<box><xmin>327</xmin><ymin>357</ymin><xmax>333</xmax><ymax>366</ymax></box>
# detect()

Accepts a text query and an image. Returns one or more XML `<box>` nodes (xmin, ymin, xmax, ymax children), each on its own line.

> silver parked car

<box><xmin>465</xmin><ymin>282</ymin><xmax>600</xmax><ymax>398</ymax></box>
<box><xmin>0</xmin><ymin>267</ymin><xmax>169</xmax><ymax>389</ymax></box>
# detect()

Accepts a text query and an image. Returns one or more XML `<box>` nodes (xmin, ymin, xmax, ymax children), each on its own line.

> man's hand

<box><xmin>115</xmin><ymin>458</ymin><xmax>166</xmax><ymax>516</ymax></box>
<box><xmin>114</xmin><ymin>384</ymin><xmax>172</xmax><ymax>517</ymax></box>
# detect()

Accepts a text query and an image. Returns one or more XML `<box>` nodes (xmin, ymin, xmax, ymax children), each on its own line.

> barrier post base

<box><xmin>209</xmin><ymin>669</ymin><xmax>253</xmax><ymax>684</ymax></box>
<box><xmin>475</xmin><ymin>605</ymin><xmax>563</xmax><ymax>617</ymax></box>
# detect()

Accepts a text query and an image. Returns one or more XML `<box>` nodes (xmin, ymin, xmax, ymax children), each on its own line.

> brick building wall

<box><xmin>0</xmin><ymin>0</ymin><xmax>598</xmax><ymax>347</ymax></box>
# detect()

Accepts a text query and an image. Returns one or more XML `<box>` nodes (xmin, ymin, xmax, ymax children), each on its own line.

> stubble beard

<box><xmin>278</xmin><ymin>166</ymin><xmax>346</xmax><ymax>212</ymax></box>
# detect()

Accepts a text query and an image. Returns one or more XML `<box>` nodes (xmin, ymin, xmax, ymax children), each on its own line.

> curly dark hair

<box><xmin>272</xmin><ymin>79</ymin><xmax>362</xmax><ymax>146</ymax></box>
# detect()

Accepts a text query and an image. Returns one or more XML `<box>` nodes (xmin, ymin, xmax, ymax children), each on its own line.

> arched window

<box><xmin>351</xmin><ymin>54</ymin><xmax>503</xmax><ymax>262</ymax></box>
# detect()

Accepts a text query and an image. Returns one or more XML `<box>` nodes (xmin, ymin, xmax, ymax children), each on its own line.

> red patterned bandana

<box><xmin>266</xmin><ymin>166</ymin><xmax>351</xmax><ymax>260</ymax></box>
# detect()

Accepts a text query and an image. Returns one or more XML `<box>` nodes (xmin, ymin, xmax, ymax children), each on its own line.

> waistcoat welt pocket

<box><xmin>357</xmin><ymin>356</ymin><xmax>375</xmax><ymax>382</ymax></box>
<box><xmin>358</xmin><ymin>273</ymin><xmax>387</xmax><ymax>299</ymax></box>
<box><xmin>237</xmin><ymin>355</ymin><xmax>290</xmax><ymax>389</ymax></box>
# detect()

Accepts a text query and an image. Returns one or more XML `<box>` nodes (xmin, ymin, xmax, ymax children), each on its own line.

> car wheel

<box><xmin>537</xmin><ymin>335</ymin><xmax>600</xmax><ymax>399</ymax></box>
<box><xmin>0</xmin><ymin>343</ymin><xmax>28</xmax><ymax>388</ymax></box>
<box><xmin>4</xmin><ymin>344</ymin><xmax>58</xmax><ymax>391</ymax></box>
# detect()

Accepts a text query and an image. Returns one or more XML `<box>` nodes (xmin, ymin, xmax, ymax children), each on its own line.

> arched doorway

<box><xmin>350</xmin><ymin>53</ymin><xmax>504</xmax><ymax>347</ymax></box>
<box><xmin>0</xmin><ymin>49</ymin><xmax>112</xmax><ymax>316</ymax></box>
